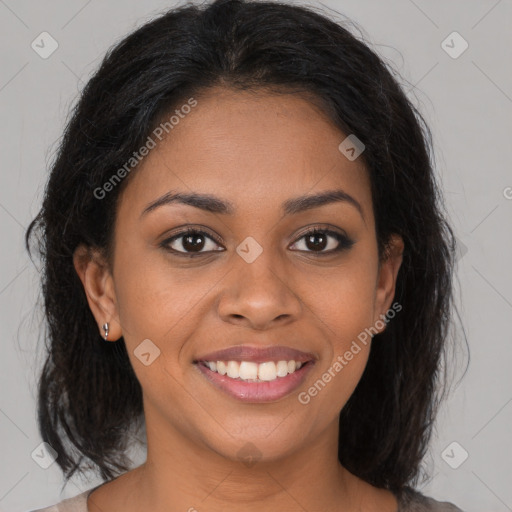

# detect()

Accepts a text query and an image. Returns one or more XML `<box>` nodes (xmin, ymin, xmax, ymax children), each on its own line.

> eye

<box><xmin>289</xmin><ymin>227</ymin><xmax>355</xmax><ymax>255</ymax></box>
<box><xmin>160</xmin><ymin>225</ymin><xmax>355</xmax><ymax>258</ymax></box>
<box><xmin>160</xmin><ymin>228</ymin><xmax>224</xmax><ymax>256</ymax></box>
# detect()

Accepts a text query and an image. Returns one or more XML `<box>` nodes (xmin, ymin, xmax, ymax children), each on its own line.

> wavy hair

<box><xmin>25</xmin><ymin>0</ymin><xmax>462</xmax><ymax>494</ymax></box>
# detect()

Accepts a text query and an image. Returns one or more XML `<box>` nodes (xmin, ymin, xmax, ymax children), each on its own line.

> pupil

<box><xmin>183</xmin><ymin>234</ymin><xmax>205</xmax><ymax>252</ymax></box>
<box><xmin>307</xmin><ymin>233</ymin><xmax>326</xmax><ymax>251</ymax></box>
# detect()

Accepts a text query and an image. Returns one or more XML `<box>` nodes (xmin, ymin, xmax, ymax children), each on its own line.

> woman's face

<box><xmin>77</xmin><ymin>87</ymin><xmax>403</xmax><ymax>464</ymax></box>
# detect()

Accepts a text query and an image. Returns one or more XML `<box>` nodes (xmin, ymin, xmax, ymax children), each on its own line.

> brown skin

<box><xmin>74</xmin><ymin>87</ymin><xmax>403</xmax><ymax>512</ymax></box>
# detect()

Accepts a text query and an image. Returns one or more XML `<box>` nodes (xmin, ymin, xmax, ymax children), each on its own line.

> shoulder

<box><xmin>25</xmin><ymin>488</ymin><xmax>91</xmax><ymax>512</ymax></box>
<box><xmin>396</xmin><ymin>486</ymin><xmax>465</xmax><ymax>512</ymax></box>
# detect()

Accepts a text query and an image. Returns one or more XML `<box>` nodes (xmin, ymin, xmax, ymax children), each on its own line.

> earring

<box><xmin>102</xmin><ymin>323</ymin><xmax>110</xmax><ymax>342</ymax></box>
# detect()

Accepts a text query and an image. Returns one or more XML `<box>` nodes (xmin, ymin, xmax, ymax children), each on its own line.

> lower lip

<box><xmin>196</xmin><ymin>362</ymin><xmax>314</xmax><ymax>402</ymax></box>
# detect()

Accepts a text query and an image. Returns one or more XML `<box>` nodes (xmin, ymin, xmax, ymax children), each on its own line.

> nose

<box><xmin>217</xmin><ymin>252</ymin><xmax>303</xmax><ymax>331</ymax></box>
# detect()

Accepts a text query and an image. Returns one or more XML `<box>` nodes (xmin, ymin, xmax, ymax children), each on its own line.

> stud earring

<box><xmin>102</xmin><ymin>323</ymin><xmax>110</xmax><ymax>341</ymax></box>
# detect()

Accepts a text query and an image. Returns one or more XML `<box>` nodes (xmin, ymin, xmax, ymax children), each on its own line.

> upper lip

<box><xmin>195</xmin><ymin>345</ymin><xmax>316</xmax><ymax>364</ymax></box>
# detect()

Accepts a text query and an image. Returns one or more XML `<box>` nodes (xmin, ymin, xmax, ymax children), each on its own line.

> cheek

<box><xmin>299</xmin><ymin>255</ymin><xmax>376</xmax><ymax>407</ymax></box>
<box><xmin>303</xmin><ymin>254</ymin><xmax>378</xmax><ymax>335</ymax></box>
<box><xmin>112</xmin><ymin>244</ymin><xmax>225</xmax><ymax>362</ymax></box>
<box><xmin>299</xmin><ymin>342</ymin><xmax>371</xmax><ymax>423</ymax></box>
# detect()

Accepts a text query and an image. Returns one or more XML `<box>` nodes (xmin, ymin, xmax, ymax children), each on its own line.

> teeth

<box><xmin>203</xmin><ymin>359</ymin><xmax>306</xmax><ymax>382</ymax></box>
<box><xmin>216</xmin><ymin>361</ymin><xmax>227</xmax><ymax>375</ymax></box>
<box><xmin>227</xmin><ymin>361</ymin><xmax>239</xmax><ymax>379</ymax></box>
<box><xmin>258</xmin><ymin>361</ymin><xmax>276</xmax><ymax>381</ymax></box>
<box><xmin>276</xmin><ymin>360</ymin><xmax>288</xmax><ymax>377</ymax></box>
<box><xmin>239</xmin><ymin>361</ymin><xmax>258</xmax><ymax>380</ymax></box>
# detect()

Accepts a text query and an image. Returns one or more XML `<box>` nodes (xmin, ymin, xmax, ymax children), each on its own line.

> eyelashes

<box><xmin>159</xmin><ymin>225</ymin><xmax>355</xmax><ymax>258</ymax></box>
<box><xmin>161</xmin><ymin>227</ymin><xmax>224</xmax><ymax>257</ymax></box>
<box><xmin>290</xmin><ymin>227</ymin><xmax>354</xmax><ymax>254</ymax></box>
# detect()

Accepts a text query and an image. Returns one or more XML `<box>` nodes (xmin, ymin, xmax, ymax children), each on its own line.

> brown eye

<box><xmin>161</xmin><ymin>226</ymin><xmax>354</xmax><ymax>258</ymax></box>
<box><xmin>290</xmin><ymin>228</ymin><xmax>354</xmax><ymax>255</ymax></box>
<box><xmin>161</xmin><ymin>228</ymin><xmax>224</xmax><ymax>256</ymax></box>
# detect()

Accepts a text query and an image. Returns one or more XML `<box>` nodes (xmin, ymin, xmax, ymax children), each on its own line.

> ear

<box><xmin>372</xmin><ymin>234</ymin><xmax>404</xmax><ymax>334</ymax></box>
<box><xmin>73</xmin><ymin>244</ymin><xmax>122</xmax><ymax>341</ymax></box>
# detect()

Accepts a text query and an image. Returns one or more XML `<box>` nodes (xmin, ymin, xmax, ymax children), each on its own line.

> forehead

<box><xmin>118</xmin><ymin>88</ymin><xmax>373</xmax><ymax>222</ymax></box>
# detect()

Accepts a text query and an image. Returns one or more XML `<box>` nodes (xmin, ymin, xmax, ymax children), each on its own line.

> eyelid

<box><xmin>159</xmin><ymin>226</ymin><xmax>224</xmax><ymax>257</ymax></box>
<box><xmin>291</xmin><ymin>224</ymin><xmax>349</xmax><ymax>243</ymax></box>
<box><xmin>288</xmin><ymin>225</ymin><xmax>354</xmax><ymax>253</ymax></box>
<box><xmin>160</xmin><ymin>225</ymin><xmax>223</xmax><ymax>245</ymax></box>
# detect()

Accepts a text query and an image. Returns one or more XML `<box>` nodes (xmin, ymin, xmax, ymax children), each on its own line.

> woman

<box><xmin>25</xmin><ymin>0</ymin><xmax>465</xmax><ymax>510</ymax></box>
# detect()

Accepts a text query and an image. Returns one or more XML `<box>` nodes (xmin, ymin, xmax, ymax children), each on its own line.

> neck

<box><xmin>127</xmin><ymin>410</ymin><xmax>372</xmax><ymax>512</ymax></box>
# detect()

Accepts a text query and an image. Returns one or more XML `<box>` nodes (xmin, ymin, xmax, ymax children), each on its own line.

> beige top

<box><xmin>28</xmin><ymin>484</ymin><xmax>465</xmax><ymax>511</ymax></box>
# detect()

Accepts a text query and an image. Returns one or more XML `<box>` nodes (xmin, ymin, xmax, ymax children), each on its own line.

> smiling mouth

<box><xmin>194</xmin><ymin>358</ymin><xmax>315</xmax><ymax>402</ymax></box>
<box><xmin>197</xmin><ymin>359</ymin><xmax>310</xmax><ymax>382</ymax></box>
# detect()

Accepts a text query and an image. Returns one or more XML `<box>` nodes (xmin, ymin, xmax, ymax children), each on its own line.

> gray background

<box><xmin>1</xmin><ymin>0</ymin><xmax>511</xmax><ymax>511</ymax></box>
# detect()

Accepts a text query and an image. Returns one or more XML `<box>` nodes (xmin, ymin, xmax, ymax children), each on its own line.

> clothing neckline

<box><xmin>83</xmin><ymin>482</ymin><xmax>411</xmax><ymax>512</ymax></box>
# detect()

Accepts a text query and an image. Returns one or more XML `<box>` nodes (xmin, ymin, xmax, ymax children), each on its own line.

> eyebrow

<box><xmin>140</xmin><ymin>189</ymin><xmax>365</xmax><ymax>221</ymax></box>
